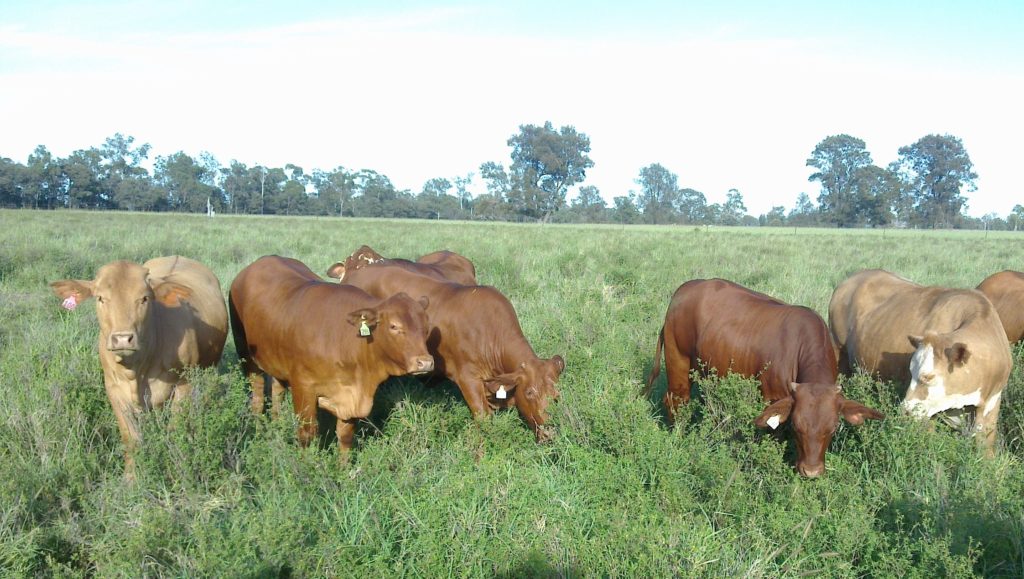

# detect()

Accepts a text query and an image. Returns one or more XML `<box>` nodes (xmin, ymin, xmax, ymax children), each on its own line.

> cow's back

<box><xmin>978</xmin><ymin>270</ymin><xmax>1024</xmax><ymax>342</ymax></box>
<box><xmin>417</xmin><ymin>251</ymin><xmax>477</xmax><ymax>285</ymax></box>
<box><xmin>666</xmin><ymin>279</ymin><xmax>833</xmax><ymax>400</ymax></box>
<box><xmin>143</xmin><ymin>255</ymin><xmax>228</xmax><ymax>367</ymax></box>
<box><xmin>830</xmin><ymin>269</ymin><xmax>1007</xmax><ymax>384</ymax></box>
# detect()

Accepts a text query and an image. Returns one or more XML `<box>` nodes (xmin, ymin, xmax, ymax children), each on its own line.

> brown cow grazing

<box><xmin>326</xmin><ymin>245</ymin><xmax>477</xmax><ymax>285</ymax></box>
<box><xmin>645</xmin><ymin>279</ymin><xmax>883</xmax><ymax>478</ymax></box>
<box><xmin>229</xmin><ymin>255</ymin><xmax>434</xmax><ymax>456</ymax></box>
<box><xmin>50</xmin><ymin>256</ymin><xmax>228</xmax><ymax>476</ymax></box>
<box><xmin>977</xmin><ymin>270</ymin><xmax>1024</xmax><ymax>343</ymax></box>
<box><xmin>829</xmin><ymin>269</ymin><xmax>1012</xmax><ymax>454</ymax></box>
<box><xmin>339</xmin><ymin>263</ymin><xmax>563</xmax><ymax>441</ymax></box>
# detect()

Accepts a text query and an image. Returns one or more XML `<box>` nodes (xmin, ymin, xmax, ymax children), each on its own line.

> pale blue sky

<box><xmin>2</xmin><ymin>1</ymin><xmax>1021</xmax><ymax>215</ymax></box>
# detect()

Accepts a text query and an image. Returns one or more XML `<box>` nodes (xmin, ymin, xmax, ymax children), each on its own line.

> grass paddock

<box><xmin>1</xmin><ymin>209</ymin><xmax>1023</xmax><ymax>577</ymax></box>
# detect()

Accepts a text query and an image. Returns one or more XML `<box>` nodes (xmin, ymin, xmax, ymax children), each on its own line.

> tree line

<box><xmin>1</xmin><ymin>125</ymin><xmax>1020</xmax><ymax>229</ymax></box>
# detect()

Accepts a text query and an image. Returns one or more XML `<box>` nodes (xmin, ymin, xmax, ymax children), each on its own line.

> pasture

<box><xmin>2</xmin><ymin>209</ymin><xmax>1023</xmax><ymax>577</ymax></box>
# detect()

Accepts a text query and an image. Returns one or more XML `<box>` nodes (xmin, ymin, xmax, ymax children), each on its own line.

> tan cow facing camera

<box><xmin>50</xmin><ymin>256</ymin><xmax>228</xmax><ymax>476</ymax></box>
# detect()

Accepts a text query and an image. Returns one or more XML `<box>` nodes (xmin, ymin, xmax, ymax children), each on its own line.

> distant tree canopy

<box><xmin>0</xmin><ymin>129</ymin><xmax>1012</xmax><ymax>229</ymax></box>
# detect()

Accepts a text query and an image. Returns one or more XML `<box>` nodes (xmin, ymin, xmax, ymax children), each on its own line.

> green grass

<box><xmin>1</xmin><ymin>209</ymin><xmax>1023</xmax><ymax>577</ymax></box>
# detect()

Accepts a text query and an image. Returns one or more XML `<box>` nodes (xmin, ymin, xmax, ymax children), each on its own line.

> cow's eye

<box><xmin>140</xmin><ymin>296</ymin><xmax>149</xmax><ymax>304</ymax></box>
<box><xmin>96</xmin><ymin>296</ymin><xmax>104</xmax><ymax>304</ymax></box>
<box><xmin>389</xmin><ymin>323</ymin><xmax>401</xmax><ymax>332</ymax></box>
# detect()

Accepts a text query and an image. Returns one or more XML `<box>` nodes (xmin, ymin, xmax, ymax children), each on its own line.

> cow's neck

<box><xmin>495</xmin><ymin>331</ymin><xmax>540</xmax><ymax>374</ymax></box>
<box><xmin>796</xmin><ymin>355</ymin><xmax>836</xmax><ymax>385</ymax></box>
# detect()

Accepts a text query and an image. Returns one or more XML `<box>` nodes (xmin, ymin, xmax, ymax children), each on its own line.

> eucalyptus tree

<box><xmin>893</xmin><ymin>134</ymin><xmax>977</xmax><ymax>228</ymax></box>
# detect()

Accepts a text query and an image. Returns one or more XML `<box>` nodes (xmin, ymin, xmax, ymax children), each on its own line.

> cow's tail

<box><xmin>643</xmin><ymin>326</ymin><xmax>665</xmax><ymax>398</ymax></box>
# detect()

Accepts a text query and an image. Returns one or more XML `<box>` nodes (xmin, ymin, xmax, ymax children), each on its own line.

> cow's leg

<box><xmin>170</xmin><ymin>381</ymin><xmax>193</xmax><ymax>411</ymax></box>
<box><xmin>662</xmin><ymin>344</ymin><xmax>692</xmax><ymax>425</ymax></box>
<box><xmin>269</xmin><ymin>377</ymin><xmax>286</xmax><ymax>419</ymax></box>
<box><xmin>335</xmin><ymin>418</ymin><xmax>358</xmax><ymax>462</ymax></box>
<box><xmin>245</xmin><ymin>359</ymin><xmax>267</xmax><ymax>416</ymax></box>
<box><xmin>975</xmin><ymin>393</ymin><xmax>1002</xmax><ymax>458</ymax></box>
<box><xmin>291</xmin><ymin>386</ymin><xmax>319</xmax><ymax>448</ymax></box>
<box><xmin>105</xmin><ymin>380</ymin><xmax>142</xmax><ymax>479</ymax></box>
<box><xmin>450</xmin><ymin>370</ymin><xmax>493</xmax><ymax>420</ymax></box>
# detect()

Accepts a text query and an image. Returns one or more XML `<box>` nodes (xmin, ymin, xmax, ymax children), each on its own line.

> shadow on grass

<box><xmin>494</xmin><ymin>550</ymin><xmax>577</xmax><ymax>579</ymax></box>
<box><xmin>878</xmin><ymin>493</ymin><xmax>1023</xmax><ymax>576</ymax></box>
<box><xmin>314</xmin><ymin>374</ymin><xmax>469</xmax><ymax>449</ymax></box>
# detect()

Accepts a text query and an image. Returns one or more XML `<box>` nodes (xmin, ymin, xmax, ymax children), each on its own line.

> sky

<box><xmin>1</xmin><ymin>0</ymin><xmax>1022</xmax><ymax>216</ymax></box>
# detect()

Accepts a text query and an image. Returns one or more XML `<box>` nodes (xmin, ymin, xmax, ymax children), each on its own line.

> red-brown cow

<box><xmin>326</xmin><ymin>245</ymin><xmax>477</xmax><ymax>285</ymax></box>
<box><xmin>977</xmin><ymin>270</ymin><xmax>1024</xmax><ymax>343</ymax></box>
<box><xmin>229</xmin><ymin>255</ymin><xmax>434</xmax><ymax>455</ymax></box>
<box><xmin>645</xmin><ymin>278</ymin><xmax>883</xmax><ymax>478</ymax></box>
<box><xmin>339</xmin><ymin>263</ymin><xmax>563</xmax><ymax>441</ymax></box>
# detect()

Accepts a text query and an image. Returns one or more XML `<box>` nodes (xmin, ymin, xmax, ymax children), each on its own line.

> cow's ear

<box><xmin>153</xmin><ymin>281</ymin><xmax>192</xmax><ymax>307</ymax></box>
<box><xmin>755</xmin><ymin>397</ymin><xmax>794</xmax><ymax>430</ymax></box>
<box><xmin>550</xmin><ymin>355</ymin><xmax>565</xmax><ymax>374</ymax></box>
<box><xmin>908</xmin><ymin>335</ymin><xmax>925</xmax><ymax>349</ymax></box>
<box><xmin>840</xmin><ymin>399</ymin><xmax>884</xmax><ymax>425</ymax></box>
<box><xmin>484</xmin><ymin>373</ymin><xmax>519</xmax><ymax>399</ymax></box>
<box><xmin>325</xmin><ymin>262</ymin><xmax>346</xmax><ymax>280</ymax></box>
<box><xmin>50</xmin><ymin>279</ymin><xmax>94</xmax><ymax>302</ymax></box>
<box><xmin>347</xmin><ymin>308</ymin><xmax>378</xmax><ymax>328</ymax></box>
<box><xmin>948</xmin><ymin>342</ymin><xmax>970</xmax><ymax>366</ymax></box>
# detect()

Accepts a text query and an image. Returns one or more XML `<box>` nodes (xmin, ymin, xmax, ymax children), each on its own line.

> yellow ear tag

<box><xmin>359</xmin><ymin>320</ymin><xmax>371</xmax><ymax>337</ymax></box>
<box><xmin>496</xmin><ymin>385</ymin><xmax>507</xmax><ymax>400</ymax></box>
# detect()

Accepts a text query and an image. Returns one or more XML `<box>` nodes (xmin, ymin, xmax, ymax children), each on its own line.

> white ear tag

<box><xmin>496</xmin><ymin>385</ymin><xmax>507</xmax><ymax>400</ymax></box>
<box><xmin>766</xmin><ymin>415</ymin><xmax>781</xmax><ymax>430</ymax></box>
<box><xmin>359</xmin><ymin>320</ymin><xmax>371</xmax><ymax>337</ymax></box>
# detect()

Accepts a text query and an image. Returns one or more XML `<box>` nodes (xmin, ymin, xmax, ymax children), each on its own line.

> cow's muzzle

<box><xmin>108</xmin><ymin>331</ymin><xmax>139</xmax><ymax>353</ymax></box>
<box><xmin>408</xmin><ymin>355</ymin><xmax>434</xmax><ymax>375</ymax></box>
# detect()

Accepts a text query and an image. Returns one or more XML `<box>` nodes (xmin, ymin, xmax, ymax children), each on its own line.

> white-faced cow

<box><xmin>829</xmin><ymin>269</ymin><xmax>1012</xmax><ymax>454</ymax></box>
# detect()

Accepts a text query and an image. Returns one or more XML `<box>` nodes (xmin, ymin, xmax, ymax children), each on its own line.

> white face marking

<box><xmin>904</xmin><ymin>343</ymin><xmax>981</xmax><ymax>417</ymax></box>
<box><xmin>982</xmin><ymin>392</ymin><xmax>1002</xmax><ymax>417</ymax></box>
<box><xmin>766</xmin><ymin>415</ymin><xmax>781</xmax><ymax>429</ymax></box>
<box><xmin>909</xmin><ymin>344</ymin><xmax>941</xmax><ymax>391</ymax></box>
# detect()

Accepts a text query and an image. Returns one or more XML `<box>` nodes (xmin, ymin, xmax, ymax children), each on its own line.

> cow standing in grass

<box><xmin>229</xmin><ymin>255</ymin><xmax>435</xmax><ymax>456</ymax></box>
<box><xmin>646</xmin><ymin>278</ymin><xmax>883</xmax><ymax>478</ymax></box>
<box><xmin>335</xmin><ymin>262</ymin><xmax>564</xmax><ymax>442</ymax></box>
<box><xmin>50</xmin><ymin>256</ymin><xmax>228</xmax><ymax>476</ymax></box>
<box><xmin>829</xmin><ymin>269</ymin><xmax>1012</xmax><ymax>455</ymax></box>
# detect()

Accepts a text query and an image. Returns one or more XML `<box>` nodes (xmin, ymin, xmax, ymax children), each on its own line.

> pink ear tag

<box><xmin>61</xmin><ymin>295</ymin><xmax>78</xmax><ymax>310</ymax></box>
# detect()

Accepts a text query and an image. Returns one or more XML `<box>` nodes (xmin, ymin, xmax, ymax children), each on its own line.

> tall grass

<box><xmin>1</xmin><ymin>209</ymin><xmax>1022</xmax><ymax>576</ymax></box>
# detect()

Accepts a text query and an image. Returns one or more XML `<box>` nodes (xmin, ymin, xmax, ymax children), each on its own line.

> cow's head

<box><xmin>51</xmin><ymin>261</ymin><xmax>192</xmax><ymax>366</ymax></box>
<box><xmin>484</xmin><ymin>355</ymin><xmax>565</xmax><ymax>442</ymax></box>
<box><xmin>903</xmin><ymin>332</ymin><xmax>974</xmax><ymax>417</ymax></box>
<box><xmin>347</xmin><ymin>292</ymin><xmax>433</xmax><ymax>375</ymax></box>
<box><xmin>326</xmin><ymin>245</ymin><xmax>386</xmax><ymax>281</ymax></box>
<box><xmin>755</xmin><ymin>382</ymin><xmax>883</xmax><ymax>478</ymax></box>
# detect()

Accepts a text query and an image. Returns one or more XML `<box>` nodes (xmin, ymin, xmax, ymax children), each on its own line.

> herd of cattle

<box><xmin>49</xmin><ymin>248</ymin><xmax>1024</xmax><ymax>479</ymax></box>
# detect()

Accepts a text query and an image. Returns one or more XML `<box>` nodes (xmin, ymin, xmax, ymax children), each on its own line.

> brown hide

<box><xmin>829</xmin><ymin>269</ymin><xmax>1011</xmax><ymax>454</ymax></box>
<box><xmin>326</xmin><ymin>245</ymin><xmax>477</xmax><ymax>285</ymax></box>
<box><xmin>646</xmin><ymin>278</ymin><xmax>881</xmax><ymax>478</ymax></box>
<box><xmin>340</xmin><ymin>263</ymin><xmax>562</xmax><ymax>441</ymax></box>
<box><xmin>977</xmin><ymin>270</ymin><xmax>1024</xmax><ymax>343</ymax></box>
<box><xmin>50</xmin><ymin>256</ymin><xmax>228</xmax><ymax>475</ymax></box>
<box><xmin>229</xmin><ymin>255</ymin><xmax>434</xmax><ymax>454</ymax></box>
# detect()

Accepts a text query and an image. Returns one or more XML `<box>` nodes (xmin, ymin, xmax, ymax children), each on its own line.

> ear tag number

<box><xmin>496</xmin><ymin>385</ymin><xmax>507</xmax><ymax>400</ymax></box>
<box><xmin>62</xmin><ymin>296</ymin><xmax>78</xmax><ymax>310</ymax></box>
<box><xmin>359</xmin><ymin>320</ymin><xmax>371</xmax><ymax>337</ymax></box>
